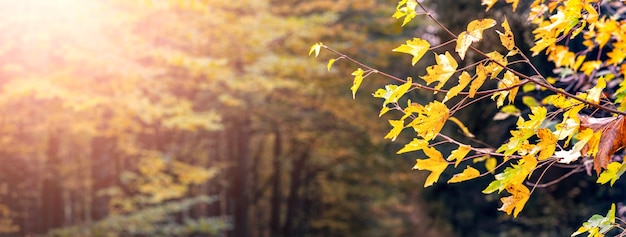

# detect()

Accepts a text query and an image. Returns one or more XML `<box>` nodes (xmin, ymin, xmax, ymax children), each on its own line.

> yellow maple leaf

<box><xmin>497</xmin><ymin>17</ymin><xmax>517</xmax><ymax>53</ymax></box>
<box><xmin>499</xmin><ymin>183</ymin><xmax>530</xmax><ymax>218</ymax></box>
<box><xmin>491</xmin><ymin>70</ymin><xmax>520</xmax><ymax>107</ymax></box>
<box><xmin>407</xmin><ymin>101</ymin><xmax>449</xmax><ymax>140</ymax></box>
<box><xmin>393</xmin><ymin>38</ymin><xmax>431</xmax><ymax>66</ymax></box>
<box><xmin>530</xmin><ymin>37</ymin><xmax>556</xmax><ymax>56</ymax></box>
<box><xmin>397</xmin><ymin>138</ymin><xmax>429</xmax><ymax>154</ymax></box>
<box><xmin>351</xmin><ymin>68</ymin><xmax>365</xmax><ymax>99</ymax></box>
<box><xmin>587</xmin><ymin>77</ymin><xmax>606</xmax><ymax>104</ymax></box>
<box><xmin>421</xmin><ymin>51</ymin><xmax>458</xmax><ymax>90</ymax></box>
<box><xmin>308</xmin><ymin>42</ymin><xmax>323</xmax><ymax>57</ymax></box>
<box><xmin>448</xmin><ymin>166</ymin><xmax>481</xmax><ymax>183</ymax></box>
<box><xmin>469</xmin><ymin>63</ymin><xmax>488</xmax><ymax>98</ymax></box>
<box><xmin>536</xmin><ymin>128</ymin><xmax>557</xmax><ymax>160</ymax></box>
<box><xmin>597</xmin><ymin>162</ymin><xmax>626</xmax><ymax>186</ymax></box>
<box><xmin>413</xmin><ymin>146</ymin><xmax>449</xmax><ymax>187</ymax></box>
<box><xmin>456</xmin><ymin>18</ymin><xmax>496</xmax><ymax>60</ymax></box>
<box><xmin>392</xmin><ymin>0</ymin><xmax>418</xmax><ymax>27</ymax></box>
<box><xmin>443</xmin><ymin>71</ymin><xmax>472</xmax><ymax>103</ymax></box>
<box><xmin>485</xmin><ymin>51</ymin><xmax>507</xmax><ymax>78</ymax></box>
<box><xmin>447</xmin><ymin>145</ymin><xmax>472</xmax><ymax>167</ymax></box>
<box><xmin>384</xmin><ymin>119</ymin><xmax>405</xmax><ymax>141</ymax></box>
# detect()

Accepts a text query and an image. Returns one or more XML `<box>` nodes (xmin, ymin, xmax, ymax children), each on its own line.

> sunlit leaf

<box><xmin>469</xmin><ymin>63</ymin><xmax>488</xmax><ymax>98</ymax></box>
<box><xmin>456</xmin><ymin>18</ymin><xmax>496</xmax><ymax>59</ymax></box>
<box><xmin>327</xmin><ymin>58</ymin><xmax>336</xmax><ymax>71</ymax></box>
<box><xmin>393</xmin><ymin>38</ymin><xmax>431</xmax><ymax>66</ymax></box>
<box><xmin>443</xmin><ymin>71</ymin><xmax>472</xmax><ymax>103</ymax></box>
<box><xmin>447</xmin><ymin>145</ymin><xmax>472</xmax><ymax>167</ymax></box>
<box><xmin>587</xmin><ymin>77</ymin><xmax>606</xmax><ymax>104</ymax></box>
<box><xmin>421</xmin><ymin>51</ymin><xmax>458</xmax><ymax>90</ymax></box>
<box><xmin>413</xmin><ymin>146</ymin><xmax>449</xmax><ymax>187</ymax></box>
<box><xmin>497</xmin><ymin>17</ymin><xmax>517</xmax><ymax>53</ymax></box>
<box><xmin>498</xmin><ymin>183</ymin><xmax>529</xmax><ymax>218</ymax></box>
<box><xmin>309</xmin><ymin>42</ymin><xmax>323</xmax><ymax>57</ymax></box>
<box><xmin>384</xmin><ymin>119</ymin><xmax>405</xmax><ymax>141</ymax></box>
<box><xmin>536</xmin><ymin>128</ymin><xmax>557</xmax><ymax>160</ymax></box>
<box><xmin>392</xmin><ymin>0</ymin><xmax>418</xmax><ymax>27</ymax></box>
<box><xmin>448</xmin><ymin>166</ymin><xmax>480</xmax><ymax>183</ymax></box>
<box><xmin>596</xmin><ymin>162</ymin><xmax>626</xmax><ymax>186</ymax></box>
<box><xmin>397</xmin><ymin>138</ymin><xmax>429</xmax><ymax>154</ymax></box>
<box><xmin>407</xmin><ymin>101</ymin><xmax>450</xmax><ymax>141</ymax></box>
<box><xmin>351</xmin><ymin>68</ymin><xmax>365</xmax><ymax>99</ymax></box>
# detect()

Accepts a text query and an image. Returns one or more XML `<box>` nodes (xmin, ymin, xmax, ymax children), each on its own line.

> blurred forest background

<box><xmin>0</xmin><ymin>0</ymin><xmax>624</xmax><ymax>236</ymax></box>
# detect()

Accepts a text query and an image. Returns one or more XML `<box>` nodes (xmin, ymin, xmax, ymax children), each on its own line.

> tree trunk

<box><xmin>230</xmin><ymin>117</ymin><xmax>250</xmax><ymax>237</ymax></box>
<box><xmin>269</xmin><ymin>129</ymin><xmax>282</xmax><ymax>237</ymax></box>
<box><xmin>42</xmin><ymin>135</ymin><xmax>63</xmax><ymax>233</ymax></box>
<box><xmin>282</xmin><ymin>143</ymin><xmax>310</xmax><ymax>237</ymax></box>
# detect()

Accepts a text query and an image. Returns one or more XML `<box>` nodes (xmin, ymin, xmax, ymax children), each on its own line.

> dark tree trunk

<box><xmin>269</xmin><ymin>129</ymin><xmax>282</xmax><ymax>237</ymax></box>
<box><xmin>230</xmin><ymin>117</ymin><xmax>250</xmax><ymax>237</ymax></box>
<box><xmin>282</xmin><ymin>144</ymin><xmax>310</xmax><ymax>237</ymax></box>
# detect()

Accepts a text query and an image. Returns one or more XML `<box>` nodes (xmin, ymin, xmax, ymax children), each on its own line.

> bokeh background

<box><xmin>0</xmin><ymin>0</ymin><xmax>624</xmax><ymax>236</ymax></box>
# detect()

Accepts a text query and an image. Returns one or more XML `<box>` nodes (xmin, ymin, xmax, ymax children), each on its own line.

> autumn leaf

<box><xmin>469</xmin><ymin>63</ymin><xmax>488</xmax><ymax>98</ymax></box>
<box><xmin>586</xmin><ymin>77</ymin><xmax>606</xmax><ymax>104</ymax></box>
<box><xmin>327</xmin><ymin>59</ymin><xmax>336</xmax><ymax>71</ymax></box>
<box><xmin>596</xmin><ymin>162</ymin><xmax>626</xmax><ymax>186</ymax></box>
<box><xmin>555</xmin><ymin>128</ymin><xmax>597</xmax><ymax>164</ymax></box>
<box><xmin>448</xmin><ymin>166</ymin><xmax>480</xmax><ymax>183</ymax></box>
<box><xmin>447</xmin><ymin>145</ymin><xmax>472</xmax><ymax>167</ymax></box>
<box><xmin>485</xmin><ymin>51</ymin><xmax>507</xmax><ymax>78</ymax></box>
<box><xmin>572</xmin><ymin>204</ymin><xmax>616</xmax><ymax>237</ymax></box>
<box><xmin>490</xmin><ymin>71</ymin><xmax>521</xmax><ymax>107</ymax></box>
<box><xmin>497</xmin><ymin>17</ymin><xmax>517</xmax><ymax>54</ymax></box>
<box><xmin>393</xmin><ymin>38</ymin><xmax>431</xmax><ymax>66</ymax></box>
<box><xmin>443</xmin><ymin>71</ymin><xmax>471</xmax><ymax>103</ymax></box>
<box><xmin>413</xmin><ymin>146</ymin><xmax>449</xmax><ymax>187</ymax></box>
<box><xmin>579</xmin><ymin>115</ymin><xmax>626</xmax><ymax>173</ymax></box>
<box><xmin>481</xmin><ymin>0</ymin><xmax>497</xmax><ymax>11</ymax></box>
<box><xmin>351</xmin><ymin>68</ymin><xmax>365</xmax><ymax>99</ymax></box>
<box><xmin>392</xmin><ymin>0</ymin><xmax>418</xmax><ymax>27</ymax></box>
<box><xmin>456</xmin><ymin>18</ymin><xmax>496</xmax><ymax>60</ymax></box>
<box><xmin>536</xmin><ymin>128</ymin><xmax>557</xmax><ymax>160</ymax></box>
<box><xmin>384</xmin><ymin>119</ymin><xmax>405</xmax><ymax>141</ymax></box>
<box><xmin>397</xmin><ymin>138</ymin><xmax>429</xmax><ymax>154</ymax></box>
<box><xmin>421</xmin><ymin>51</ymin><xmax>458</xmax><ymax>90</ymax></box>
<box><xmin>309</xmin><ymin>42</ymin><xmax>323</xmax><ymax>57</ymax></box>
<box><xmin>373</xmin><ymin>78</ymin><xmax>413</xmax><ymax>114</ymax></box>
<box><xmin>407</xmin><ymin>101</ymin><xmax>449</xmax><ymax>141</ymax></box>
<box><xmin>498</xmin><ymin>183</ymin><xmax>529</xmax><ymax>218</ymax></box>
<box><xmin>483</xmin><ymin>166</ymin><xmax>520</xmax><ymax>194</ymax></box>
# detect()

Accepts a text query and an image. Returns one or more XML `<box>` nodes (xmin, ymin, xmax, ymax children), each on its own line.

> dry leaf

<box><xmin>579</xmin><ymin>115</ymin><xmax>626</xmax><ymax>174</ymax></box>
